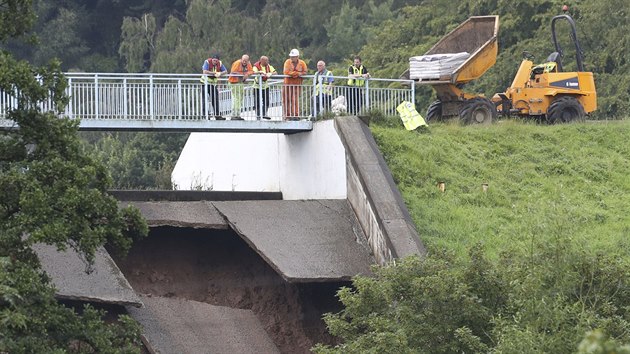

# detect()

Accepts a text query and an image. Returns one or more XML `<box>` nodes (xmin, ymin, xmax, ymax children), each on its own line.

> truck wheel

<box><xmin>426</xmin><ymin>100</ymin><xmax>443</xmax><ymax>122</ymax></box>
<box><xmin>459</xmin><ymin>97</ymin><xmax>496</xmax><ymax>124</ymax></box>
<box><xmin>547</xmin><ymin>96</ymin><xmax>585</xmax><ymax>124</ymax></box>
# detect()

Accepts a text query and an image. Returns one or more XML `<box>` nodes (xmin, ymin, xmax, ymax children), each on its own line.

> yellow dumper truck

<box><xmin>404</xmin><ymin>13</ymin><xmax>596</xmax><ymax>124</ymax></box>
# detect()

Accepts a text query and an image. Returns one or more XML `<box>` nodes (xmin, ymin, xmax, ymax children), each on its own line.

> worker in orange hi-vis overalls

<box><xmin>282</xmin><ymin>49</ymin><xmax>308</xmax><ymax>120</ymax></box>
<box><xmin>228</xmin><ymin>54</ymin><xmax>253</xmax><ymax>120</ymax></box>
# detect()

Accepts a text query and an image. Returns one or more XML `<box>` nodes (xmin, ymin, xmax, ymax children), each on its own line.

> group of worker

<box><xmin>200</xmin><ymin>49</ymin><xmax>370</xmax><ymax>121</ymax></box>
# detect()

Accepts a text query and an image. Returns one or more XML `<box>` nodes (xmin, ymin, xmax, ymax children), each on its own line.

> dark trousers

<box><xmin>255</xmin><ymin>88</ymin><xmax>270</xmax><ymax>118</ymax></box>
<box><xmin>202</xmin><ymin>84</ymin><xmax>220</xmax><ymax>116</ymax></box>
<box><xmin>313</xmin><ymin>94</ymin><xmax>332</xmax><ymax>116</ymax></box>
<box><xmin>347</xmin><ymin>86</ymin><xmax>364</xmax><ymax>115</ymax></box>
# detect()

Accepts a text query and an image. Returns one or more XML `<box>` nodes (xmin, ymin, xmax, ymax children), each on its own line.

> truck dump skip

<box><xmin>403</xmin><ymin>16</ymin><xmax>499</xmax><ymax>85</ymax></box>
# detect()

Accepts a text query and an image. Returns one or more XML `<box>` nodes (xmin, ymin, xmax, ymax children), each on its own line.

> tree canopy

<box><xmin>3</xmin><ymin>0</ymin><xmax>628</xmax><ymax>118</ymax></box>
<box><xmin>0</xmin><ymin>1</ymin><xmax>148</xmax><ymax>351</ymax></box>
<box><xmin>314</xmin><ymin>244</ymin><xmax>630</xmax><ymax>353</ymax></box>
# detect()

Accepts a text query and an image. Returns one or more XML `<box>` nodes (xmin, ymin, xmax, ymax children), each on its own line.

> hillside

<box><xmin>371</xmin><ymin>120</ymin><xmax>630</xmax><ymax>258</ymax></box>
<box><xmin>313</xmin><ymin>119</ymin><xmax>630</xmax><ymax>353</ymax></box>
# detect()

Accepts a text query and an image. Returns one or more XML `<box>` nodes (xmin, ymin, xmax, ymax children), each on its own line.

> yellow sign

<box><xmin>396</xmin><ymin>101</ymin><xmax>427</xmax><ymax>130</ymax></box>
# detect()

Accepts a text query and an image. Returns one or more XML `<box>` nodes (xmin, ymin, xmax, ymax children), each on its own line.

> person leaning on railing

<box><xmin>313</xmin><ymin>60</ymin><xmax>333</xmax><ymax>116</ymax></box>
<box><xmin>252</xmin><ymin>56</ymin><xmax>277</xmax><ymax>120</ymax></box>
<box><xmin>228</xmin><ymin>54</ymin><xmax>253</xmax><ymax>120</ymax></box>
<box><xmin>201</xmin><ymin>54</ymin><xmax>228</xmax><ymax>120</ymax></box>
<box><xmin>282</xmin><ymin>48</ymin><xmax>308</xmax><ymax>120</ymax></box>
<box><xmin>347</xmin><ymin>55</ymin><xmax>370</xmax><ymax>115</ymax></box>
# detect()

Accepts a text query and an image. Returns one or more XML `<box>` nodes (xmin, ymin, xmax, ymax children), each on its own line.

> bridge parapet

<box><xmin>0</xmin><ymin>73</ymin><xmax>414</xmax><ymax>132</ymax></box>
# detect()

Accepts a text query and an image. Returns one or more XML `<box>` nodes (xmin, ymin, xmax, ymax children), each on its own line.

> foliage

<box><xmin>0</xmin><ymin>3</ymin><xmax>148</xmax><ymax>351</ymax></box>
<box><xmin>314</xmin><ymin>247</ymin><xmax>498</xmax><ymax>354</ymax></box>
<box><xmin>577</xmin><ymin>330</ymin><xmax>630</xmax><ymax>354</ymax></box>
<box><xmin>0</xmin><ymin>54</ymin><xmax>148</xmax><ymax>262</ymax></box>
<box><xmin>118</xmin><ymin>0</ymin><xmax>407</xmax><ymax>73</ymax></box>
<box><xmin>315</xmin><ymin>120</ymin><xmax>630</xmax><ymax>352</ymax></box>
<box><xmin>0</xmin><ymin>0</ymin><xmax>35</xmax><ymax>41</ymax></box>
<box><xmin>119</xmin><ymin>13</ymin><xmax>156</xmax><ymax>73</ymax></box>
<box><xmin>325</xmin><ymin>2</ymin><xmax>362</xmax><ymax>62</ymax></box>
<box><xmin>315</xmin><ymin>242</ymin><xmax>630</xmax><ymax>353</ymax></box>
<box><xmin>1</xmin><ymin>0</ymin><xmax>187</xmax><ymax>71</ymax></box>
<box><xmin>3</xmin><ymin>0</ymin><xmax>630</xmax><ymax>117</ymax></box>
<box><xmin>0</xmin><ymin>257</ymin><xmax>143</xmax><ymax>352</ymax></box>
<box><xmin>80</xmin><ymin>132</ymin><xmax>188</xmax><ymax>189</ymax></box>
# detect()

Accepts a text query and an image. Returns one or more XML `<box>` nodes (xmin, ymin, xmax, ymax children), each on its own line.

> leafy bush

<box><xmin>316</xmin><ymin>120</ymin><xmax>630</xmax><ymax>352</ymax></box>
<box><xmin>315</xmin><ymin>243</ymin><xmax>630</xmax><ymax>353</ymax></box>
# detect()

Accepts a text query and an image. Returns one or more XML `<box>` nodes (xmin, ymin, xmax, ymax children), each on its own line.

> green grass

<box><xmin>371</xmin><ymin>119</ymin><xmax>630</xmax><ymax>259</ymax></box>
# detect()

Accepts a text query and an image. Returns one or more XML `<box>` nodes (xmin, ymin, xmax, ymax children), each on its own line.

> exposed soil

<box><xmin>114</xmin><ymin>226</ymin><xmax>347</xmax><ymax>353</ymax></box>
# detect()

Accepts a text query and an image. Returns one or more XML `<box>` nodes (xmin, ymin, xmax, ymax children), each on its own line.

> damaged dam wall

<box><xmin>171</xmin><ymin>118</ymin><xmax>426</xmax><ymax>264</ymax></box>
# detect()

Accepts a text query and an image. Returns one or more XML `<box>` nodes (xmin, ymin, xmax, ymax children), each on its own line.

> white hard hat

<box><xmin>289</xmin><ymin>48</ymin><xmax>299</xmax><ymax>57</ymax></box>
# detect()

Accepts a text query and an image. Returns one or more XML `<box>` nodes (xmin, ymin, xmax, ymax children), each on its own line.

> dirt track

<box><xmin>114</xmin><ymin>226</ymin><xmax>346</xmax><ymax>353</ymax></box>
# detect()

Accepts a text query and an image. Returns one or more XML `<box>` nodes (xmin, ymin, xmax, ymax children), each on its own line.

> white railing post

<box><xmin>67</xmin><ymin>77</ymin><xmax>73</xmax><ymax>119</ymax></box>
<box><xmin>204</xmin><ymin>78</ymin><xmax>208</xmax><ymax>120</ymax></box>
<box><xmin>178</xmin><ymin>79</ymin><xmax>182</xmax><ymax>119</ymax></box>
<box><xmin>312</xmin><ymin>76</ymin><xmax>317</xmax><ymax>118</ymax></box>
<box><xmin>94</xmin><ymin>74</ymin><xmax>99</xmax><ymax>119</ymax></box>
<box><xmin>149</xmin><ymin>74</ymin><xmax>154</xmax><ymax>120</ymax></box>
<box><xmin>258</xmin><ymin>75</ymin><xmax>263</xmax><ymax>120</ymax></box>
<box><xmin>364</xmin><ymin>79</ymin><xmax>370</xmax><ymax>115</ymax></box>
<box><xmin>123</xmin><ymin>78</ymin><xmax>128</xmax><ymax>118</ymax></box>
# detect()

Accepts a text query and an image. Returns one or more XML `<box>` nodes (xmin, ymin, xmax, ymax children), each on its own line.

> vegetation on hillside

<box><xmin>2</xmin><ymin>0</ymin><xmax>628</xmax><ymax>119</ymax></box>
<box><xmin>373</xmin><ymin>120</ymin><xmax>630</xmax><ymax>257</ymax></box>
<box><xmin>315</xmin><ymin>119</ymin><xmax>630</xmax><ymax>353</ymax></box>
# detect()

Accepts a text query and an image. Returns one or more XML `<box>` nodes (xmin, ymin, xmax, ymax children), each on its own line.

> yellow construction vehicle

<box><xmin>404</xmin><ymin>12</ymin><xmax>596</xmax><ymax>124</ymax></box>
<box><xmin>493</xmin><ymin>14</ymin><xmax>596</xmax><ymax>123</ymax></box>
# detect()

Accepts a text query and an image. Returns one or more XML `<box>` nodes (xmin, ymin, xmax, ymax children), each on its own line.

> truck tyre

<box><xmin>547</xmin><ymin>96</ymin><xmax>585</xmax><ymax>124</ymax></box>
<box><xmin>426</xmin><ymin>100</ymin><xmax>443</xmax><ymax>122</ymax></box>
<box><xmin>459</xmin><ymin>97</ymin><xmax>496</xmax><ymax>124</ymax></box>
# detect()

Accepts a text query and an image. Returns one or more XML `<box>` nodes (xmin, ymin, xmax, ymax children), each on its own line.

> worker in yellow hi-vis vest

<box><xmin>347</xmin><ymin>56</ymin><xmax>370</xmax><ymax>115</ymax></box>
<box><xmin>397</xmin><ymin>101</ymin><xmax>427</xmax><ymax>130</ymax></box>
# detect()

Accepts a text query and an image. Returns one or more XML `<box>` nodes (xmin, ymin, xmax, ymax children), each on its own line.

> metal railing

<box><xmin>0</xmin><ymin>73</ymin><xmax>415</xmax><ymax>123</ymax></box>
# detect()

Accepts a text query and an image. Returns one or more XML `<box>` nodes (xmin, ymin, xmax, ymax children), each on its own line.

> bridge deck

<box><xmin>0</xmin><ymin>118</ymin><xmax>313</xmax><ymax>133</ymax></box>
<box><xmin>78</xmin><ymin>118</ymin><xmax>312</xmax><ymax>133</ymax></box>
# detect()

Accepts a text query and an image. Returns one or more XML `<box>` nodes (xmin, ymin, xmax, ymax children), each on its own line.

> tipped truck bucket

<box><xmin>403</xmin><ymin>16</ymin><xmax>499</xmax><ymax>84</ymax></box>
<box><xmin>402</xmin><ymin>16</ymin><xmax>500</xmax><ymax>121</ymax></box>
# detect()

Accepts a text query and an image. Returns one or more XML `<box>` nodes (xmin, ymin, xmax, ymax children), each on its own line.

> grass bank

<box><xmin>371</xmin><ymin>119</ymin><xmax>630</xmax><ymax>259</ymax></box>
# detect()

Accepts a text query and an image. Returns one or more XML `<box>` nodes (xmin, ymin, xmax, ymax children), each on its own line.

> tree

<box><xmin>577</xmin><ymin>330</ymin><xmax>630</xmax><ymax>354</ymax></box>
<box><xmin>313</xmin><ymin>248</ymin><xmax>497</xmax><ymax>354</ymax></box>
<box><xmin>325</xmin><ymin>2</ymin><xmax>363</xmax><ymax>63</ymax></box>
<box><xmin>81</xmin><ymin>131</ymin><xmax>188</xmax><ymax>189</ymax></box>
<box><xmin>0</xmin><ymin>1</ymin><xmax>148</xmax><ymax>351</ymax></box>
<box><xmin>314</xmin><ymin>242</ymin><xmax>630</xmax><ymax>353</ymax></box>
<box><xmin>119</xmin><ymin>13</ymin><xmax>157</xmax><ymax>72</ymax></box>
<box><xmin>0</xmin><ymin>0</ymin><xmax>34</xmax><ymax>41</ymax></box>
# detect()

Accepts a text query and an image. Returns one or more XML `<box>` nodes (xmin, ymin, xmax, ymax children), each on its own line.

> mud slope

<box><xmin>115</xmin><ymin>226</ymin><xmax>347</xmax><ymax>353</ymax></box>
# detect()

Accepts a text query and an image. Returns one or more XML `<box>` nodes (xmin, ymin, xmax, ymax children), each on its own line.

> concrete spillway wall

<box><xmin>171</xmin><ymin>118</ymin><xmax>425</xmax><ymax>264</ymax></box>
<box><xmin>335</xmin><ymin>118</ymin><xmax>426</xmax><ymax>263</ymax></box>
<box><xmin>172</xmin><ymin>119</ymin><xmax>346</xmax><ymax>200</ymax></box>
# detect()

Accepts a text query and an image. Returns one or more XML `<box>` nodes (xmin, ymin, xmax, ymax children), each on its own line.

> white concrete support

<box><xmin>171</xmin><ymin>120</ymin><xmax>347</xmax><ymax>200</ymax></box>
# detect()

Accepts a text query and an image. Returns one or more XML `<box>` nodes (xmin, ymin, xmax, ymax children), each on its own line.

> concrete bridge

<box><xmin>0</xmin><ymin>73</ymin><xmax>415</xmax><ymax>133</ymax></box>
